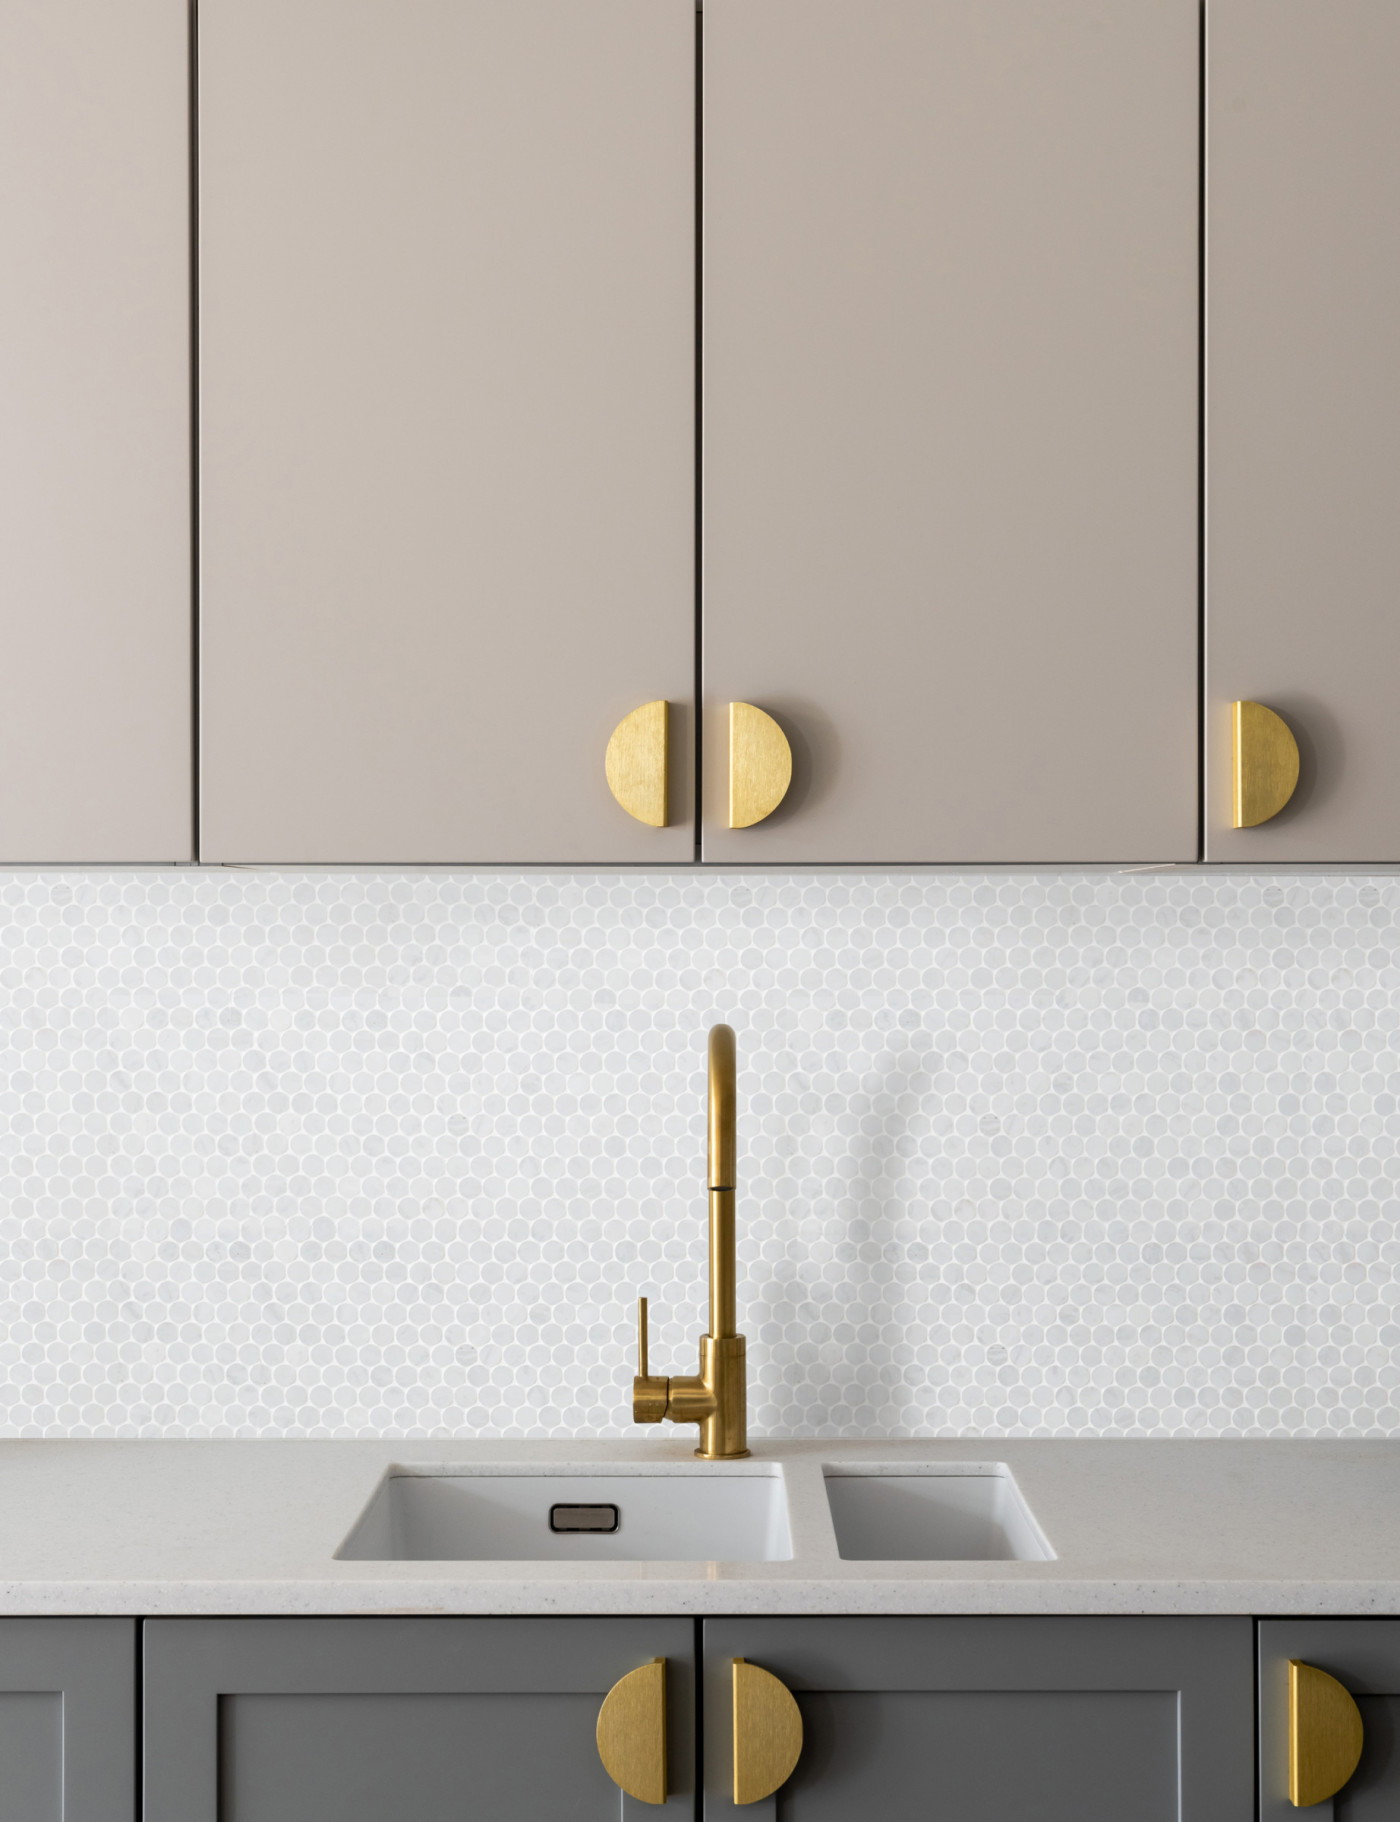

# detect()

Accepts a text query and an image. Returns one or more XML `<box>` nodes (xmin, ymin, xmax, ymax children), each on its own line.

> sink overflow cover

<box><xmin>548</xmin><ymin>1503</ymin><xmax>621</xmax><ymax>1534</ymax></box>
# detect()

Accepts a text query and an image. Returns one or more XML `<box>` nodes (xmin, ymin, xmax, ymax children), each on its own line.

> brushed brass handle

<box><xmin>597</xmin><ymin>1657</ymin><xmax>667</xmax><ymax>1805</ymax></box>
<box><xmin>1289</xmin><ymin>1659</ymin><xmax>1363</xmax><ymax>1807</ymax></box>
<box><xmin>633</xmin><ymin>1295</ymin><xmax>668</xmax><ymax>1423</ymax></box>
<box><xmin>1233</xmin><ymin>700</ymin><xmax>1299</xmax><ymax>827</ymax></box>
<box><xmin>606</xmin><ymin>700</ymin><xmax>668</xmax><ymax>827</ymax></box>
<box><xmin>733</xmin><ymin>1657</ymin><xmax>803</xmax><ymax>1805</ymax></box>
<box><xmin>728</xmin><ymin>703</ymin><xmax>792</xmax><ymax>829</ymax></box>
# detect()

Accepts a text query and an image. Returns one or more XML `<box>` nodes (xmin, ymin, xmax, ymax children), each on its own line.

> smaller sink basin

<box><xmin>823</xmin><ymin>1464</ymin><xmax>1053</xmax><ymax>1561</ymax></box>
<box><xmin>337</xmin><ymin>1464</ymin><xmax>793</xmax><ymax>1562</ymax></box>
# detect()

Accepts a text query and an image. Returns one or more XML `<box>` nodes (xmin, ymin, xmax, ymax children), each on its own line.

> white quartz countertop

<box><xmin>0</xmin><ymin>1437</ymin><xmax>1394</xmax><ymax>1617</ymax></box>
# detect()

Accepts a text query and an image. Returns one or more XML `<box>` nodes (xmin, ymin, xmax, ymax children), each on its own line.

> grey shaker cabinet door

<box><xmin>0</xmin><ymin>0</ymin><xmax>191</xmax><ymax>861</ymax></box>
<box><xmin>703</xmin><ymin>1616</ymin><xmax>1253</xmax><ymax>1822</ymax></box>
<box><xmin>143</xmin><ymin>1616</ymin><xmax>696</xmax><ymax>1822</ymax></box>
<box><xmin>198</xmin><ymin>0</ymin><xmax>695</xmax><ymax>863</ymax></box>
<box><xmin>1258</xmin><ymin>1620</ymin><xmax>1400</xmax><ymax>1822</ymax></box>
<box><xmin>0</xmin><ymin>1618</ymin><xmax>136</xmax><ymax>1821</ymax></box>
<box><xmin>1206</xmin><ymin>1</ymin><xmax>1400</xmax><ymax>860</ymax></box>
<box><xmin>701</xmin><ymin>0</ymin><xmax>1199</xmax><ymax>863</ymax></box>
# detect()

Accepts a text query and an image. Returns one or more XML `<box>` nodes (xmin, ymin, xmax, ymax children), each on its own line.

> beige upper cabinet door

<box><xmin>0</xmin><ymin>0</ymin><xmax>191</xmax><ymax>861</ymax></box>
<box><xmin>199</xmin><ymin>0</ymin><xmax>694</xmax><ymax>863</ymax></box>
<box><xmin>1206</xmin><ymin>0</ymin><xmax>1400</xmax><ymax>861</ymax></box>
<box><xmin>702</xmin><ymin>0</ymin><xmax>1199</xmax><ymax>864</ymax></box>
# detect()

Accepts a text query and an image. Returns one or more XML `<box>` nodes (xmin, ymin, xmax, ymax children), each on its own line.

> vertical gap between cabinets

<box><xmin>693</xmin><ymin>1617</ymin><xmax>705</xmax><ymax>1820</ymax></box>
<box><xmin>188</xmin><ymin>0</ymin><xmax>202</xmax><ymax>862</ymax></box>
<box><xmin>1251</xmin><ymin>1623</ymin><xmax>1262</xmax><ymax>1822</ymax></box>
<box><xmin>1196</xmin><ymin>0</ymin><xmax>1207</xmax><ymax>862</ymax></box>
<box><xmin>132</xmin><ymin>1619</ymin><xmax>144</xmax><ymax>1818</ymax></box>
<box><xmin>693</xmin><ymin>6</ymin><xmax>704</xmax><ymax>862</ymax></box>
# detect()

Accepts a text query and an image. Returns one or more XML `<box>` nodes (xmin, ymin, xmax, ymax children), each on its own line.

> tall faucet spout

<box><xmin>708</xmin><ymin>1022</ymin><xmax>736</xmax><ymax>1190</ymax></box>
<box><xmin>708</xmin><ymin>1023</ymin><xmax>738</xmax><ymax>1342</ymax></box>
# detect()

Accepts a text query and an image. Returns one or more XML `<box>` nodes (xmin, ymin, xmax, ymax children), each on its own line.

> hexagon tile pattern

<box><xmin>0</xmin><ymin>870</ymin><xmax>1398</xmax><ymax>1440</ymax></box>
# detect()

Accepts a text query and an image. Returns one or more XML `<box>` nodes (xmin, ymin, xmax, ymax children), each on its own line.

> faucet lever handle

<box><xmin>633</xmin><ymin>1294</ymin><xmax>669</xmax><ymax>1424</ymax></box>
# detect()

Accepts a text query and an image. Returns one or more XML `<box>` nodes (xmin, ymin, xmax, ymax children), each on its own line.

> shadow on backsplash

<box><xmin>0</xmin><ymin>868</ymin><xmax>1395</xmax><ymax>1440</ymax></box>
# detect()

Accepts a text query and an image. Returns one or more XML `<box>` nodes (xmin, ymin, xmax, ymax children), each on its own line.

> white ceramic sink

<box><xmin>336</xmin><ymin>1464</ymin><xmax>793</xmax><ymax>1562</ymax></box>
<box><xmin>823</xmin><ymin>1464</ymin><xmax>1054</xmax><ymax>1561</ymax></box>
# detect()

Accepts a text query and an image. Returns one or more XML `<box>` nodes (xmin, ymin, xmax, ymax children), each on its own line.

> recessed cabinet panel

<box><xmin>198</xmin><ymin>0</ymin><xmax>694</xmax><ymax>862</ymax></box>
<box><xmin>702</xmin><ymin>0</ymin><xmax>1199</xmax><ymax>863</ymax></box>
<box><xmin>222</xmin><ymin>1695</ymin><xmax>617</xmax><ymax>1820</ymax></box>
<box><xmin>0</xmin><ymin>0</ymin><xmax>191</xmax><ymax>860</ymax></box>
<box><xmin>1206</xmin><ymin>0</ymin><xmax>1400</xmax><ymax>860</ymax></box>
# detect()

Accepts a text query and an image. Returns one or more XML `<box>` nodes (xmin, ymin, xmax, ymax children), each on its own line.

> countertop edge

<box><xmin>3</xmin><ymin>1579</ymin><xmax>1399</xmax><ymax>1618</ymax></box>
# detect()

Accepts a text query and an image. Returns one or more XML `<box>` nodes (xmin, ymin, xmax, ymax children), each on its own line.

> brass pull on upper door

<box><xmin>732</xmin><ymin>1657</ymin><xmax>803</xmax><ymax>1804</ymax></box>
<box><xmin>606</xmin><ymin>701</ymin><xmax>669</xmax><ymax>827</ymax></box>
<box><xmin>728</xmin><ymin>703</ymin><xmax>792</xmax><ymax>828</ymax></box>
<box><xmin>1289</xmin><ymin>1659</ymin><xmax>1364</xmax><ymax>1807</ymax></box>
<box><xmin>597</xmin><ymin>1657</ymin><xmax>667</xmax><ymax>1805</ymax></box>
<box><xmin>1233</xmin><ymin>700</ymin><xmax>1299</xmax><ymax>827</ymax></box>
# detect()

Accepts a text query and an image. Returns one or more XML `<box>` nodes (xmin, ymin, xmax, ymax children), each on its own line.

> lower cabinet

<box><xmin>143</xmin><ymin>1617</ymin><xmax>697</xmax><ymax>1821</ymax></box>
<box><xmin>0</xmin><ymin>1618</ymin><xmax>136</xmax><ymax>1821</ymax></box>
<box><xmin>133</xmin><ymin>1610</ymin><xmax>1400</xmax><ymax>1819</ymax></box>
<box><xmin>22</xmin><ymin>1608</ymin><xmax>1400</xmax><ymax>1817</ymax></box>
<box><xmin>704</xmin><ymin>1616</ymin><xmax>1254</xmax><ymax>1821</ymax></box>
<box><xmin>1259</xmin><ymin>1620</ymin><xmax>1400</xmax><ymax>1822</ymax></box>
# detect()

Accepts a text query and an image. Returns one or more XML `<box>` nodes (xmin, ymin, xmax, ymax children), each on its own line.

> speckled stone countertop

<box><xmin>0</xmin><ymin>1437</ymin><xmax>1395</xmax><ymax>1617</ymax></box>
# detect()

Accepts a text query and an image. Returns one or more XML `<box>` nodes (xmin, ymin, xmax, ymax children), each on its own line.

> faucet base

<box><xmin>651</xmin><ymin>1333</ymin><xmax>748</xmax><ymax>1458</ymax></box>
<box><xmin>694</xmin><ymin>1332</ymin><xmax>748</xmax><ymax>1461</ymax></box>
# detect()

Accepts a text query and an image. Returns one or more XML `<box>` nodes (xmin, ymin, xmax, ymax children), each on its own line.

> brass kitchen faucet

<box><xmin>632</xmin><ymin>1022</ymin><xmax>748</xmax><ymax>1459</ymax></box>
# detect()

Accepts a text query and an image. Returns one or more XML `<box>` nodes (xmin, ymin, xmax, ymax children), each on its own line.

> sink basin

<box><xmin>823</xmin><ymin>1464</ymin><xmax>1053</xmax><ymax>1561</ymax></box>
<box><xmin>336</xmin><ymin>1464</ymin><xmax>793</xmax><ymax>1562</ymax></box>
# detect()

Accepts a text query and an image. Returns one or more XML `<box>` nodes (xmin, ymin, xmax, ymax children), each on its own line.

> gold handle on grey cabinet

<box><xmin>732</xmin><ymin>1658</ymin><xmax>803</xmax><ymax>1804</ymax></box>
<box><xmin>1232</xmin><ymin>700</ymin><xmax>1299</xmax><ymax>827</ymax></box>
<box><xmin>1289</xmin><ymin>1659</ymin><xmax>1363</xmax><ymax>1807</ymax></box>
<box><xmin>597</xmin><ymin>1657</ymin><xmax>667</xmax><ymax>1805</ymax></box>
<box><xmin>606</xmin><ymin>700</ymin><xmax>668</xmax><ymax>827</ymax></box>
<box><xmin>728</xmin><ymin>703</ymin><xmax>792</xmax><ymax>829</ymax></box>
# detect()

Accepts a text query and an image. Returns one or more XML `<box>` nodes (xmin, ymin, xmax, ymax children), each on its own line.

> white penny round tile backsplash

<box><xmin>0</xmin><ymin>869</ymin><xmax>1397</xmax><ymax>1440</ymax></box>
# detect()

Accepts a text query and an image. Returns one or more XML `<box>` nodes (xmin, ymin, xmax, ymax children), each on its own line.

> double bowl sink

<box><xmin>336</xmin><ymin>1460</ymin><xmax>1054</xmax><ymax>1564</ymax></box>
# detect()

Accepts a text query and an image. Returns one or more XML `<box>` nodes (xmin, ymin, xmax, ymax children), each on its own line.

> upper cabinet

<box><xmin>0</xmin><ymin>0</ymin><xmax>190</xmax><ymax>861</ymax></box>
<box><xmin>13</xmin><ymin>0</ymin><xmax>1400</xmax><ymax>867</ymax></box>
<box><xmin>197</xmin><ymin>0</ymin><xmax>696</xmax><ymax>863</ymax></box>
<box><xmin>1206</xmin><ymin>0</ymin><xmax>1400</xmax><ymax>861</ymax></box>
<box><xmin>701</xmin><ymin>0</ymin><xmax>1201</xmax><ymax>863</ymax></box>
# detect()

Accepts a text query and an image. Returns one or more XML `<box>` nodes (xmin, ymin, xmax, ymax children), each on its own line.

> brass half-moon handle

<box><xmin>1289</xmin><ymin>1659</ymin><xmax>1363</xmax><ymax>1807</ymax></box>
<box><xmin>733</xmin><ymin>1657</ymin><xmax>803</xmax><ymax>1804</ymax></box>
<box><xmin>606</xmin><ymin>700</ymin><xmax>668</xmax><ymax>827</ymax></box>
<box><xmin>729</xmin><ymin>703</ymin><xmax>792</xmax><ymax>829</ymax></box>
<box><xmin>1233</xmin><ymin>700</ymin><xmax>1299</xmax><ymax>827</ymax></box>
<box><xmin>597</xmin><ymin>1657</ymin><xmax>667</xmax><ymax>1805</ymax></box>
